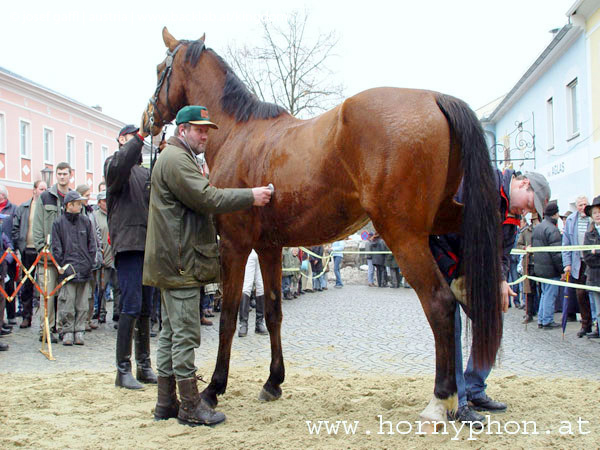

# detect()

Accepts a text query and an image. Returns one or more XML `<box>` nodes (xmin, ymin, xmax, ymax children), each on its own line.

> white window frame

<box><xmin>19</xmin><ymin>119</ymin><xmax>32</xmax><ymax>158</ymax></box>
<box><xmin>0</xmin><ymin>112</ymin><xmax>5</xmax><ymax>154</ymax></box>
<box><xmin>85</xmin><ymin>140</ymin><xmax>93</xmax><ymax>173</ymax></box>
<box><xmin>43</xmin><ymin>126</ymin><xmax>54</xmax><ymax>164</ymax></box>
<box><xmin>566</xmin><ymin>78</ymin><xmax>579</xmax><ymax>138</ymax></box>
<box><xmin>66</xmin><ymin>134</ymin><xmax>76</xmax><ymax>169</ymax></box>
<box><xmin>546</xmin><ymin>98</ymin><xmax>554</xmax><ymax>150</ymax></box>
<box><xmin>101</xmin><ymin>145</ymin><xmax>108</xmax><ymax>167</ymax></box>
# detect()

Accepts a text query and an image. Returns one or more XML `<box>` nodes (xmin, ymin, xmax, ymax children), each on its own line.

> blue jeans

<box><xmin>454</xmin><ymin>307</ymin><xmax>492</xmax><ymax>408</ymax></box>
<box><xmin>367</xmin><ymin>260</ymin><xmax>374</xmax><ymax>284</ymax></box>
<box><xmin>333</xmin><ymin>256</ymin><xmax>343</xmax><ymax>286</ymax></box>
<box><xmin>115</xmin><ymin>251</ymin><xmax>152</xmax><ymax>317</ymax></box>
<box><xmin>537</xmin><ymin>278</ymin><xmax>559</xmax><ymax>325</ymax></box>
<box><xmin>282</xmin><ymin>275</ymin><xmax>292</xmax><ymax>294</ymax></box>
<box><xmin>312</xmin><ymin>272</ymin><xmax>327</xmax><ymax>290</ymax></box>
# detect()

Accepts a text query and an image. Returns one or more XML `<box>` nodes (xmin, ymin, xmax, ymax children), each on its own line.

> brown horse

<box><xmin>142</xmin><ymin>28</ymin><xmax>502</xmax><ymax>423</ymax></box>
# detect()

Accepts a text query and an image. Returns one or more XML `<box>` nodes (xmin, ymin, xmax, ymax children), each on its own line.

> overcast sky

<box><xmin>1</xmin><ymin>0</ymin><xmax>573</xmax><ymax>127</ymax></box>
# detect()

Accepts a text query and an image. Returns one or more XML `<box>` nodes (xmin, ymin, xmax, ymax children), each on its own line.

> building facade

<box><xmin>0</xmin><ymin>66</ymin><xmax>125</xmax><ymax>205</ymax></box>
<box><xmin>481</xmin><ymin>0</ymin><xmax>600</xmax><ymax>212</ymax></box>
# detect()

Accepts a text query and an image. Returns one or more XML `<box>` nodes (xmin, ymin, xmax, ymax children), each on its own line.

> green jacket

<box><xmin>32</xmin><ymin>184</ymin><xmax>71</xmax><ymax>252</ymax></box>
<box><xmin>143</xmin><ymin>137</ymin><xmax>254</xmax><ymax>289</ymax></box>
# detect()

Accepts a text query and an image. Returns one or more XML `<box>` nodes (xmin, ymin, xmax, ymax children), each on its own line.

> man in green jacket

<box><xmin>143</xmin><ymin>105</ymin><xmax>271</xmax><ymax>426</ymax></box>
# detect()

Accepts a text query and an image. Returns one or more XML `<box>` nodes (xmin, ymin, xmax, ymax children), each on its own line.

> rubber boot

<box><xmin>135</xmin><ymin>316</ymin><xmax>157</xmax><ymax>383</ymax></box>
<box><xmin>254</xmin><ymin>295</ymin><xmax>268</xmax><ymax>335</ymax></box>
<box><xmin>177</xmin><ymin>376</ymin><xmax>226</xmax><ymax>426</ymax></box>
<box><xmin>115</xmin><ymin>313</ymin><xmax>143</xmax><ymax>389</ymax></box>
<box><xmin>238</xmin><ymin>293</ymin><xmax>250</xmax><ymax>337</ymax></box>
<box><xmin>154</xmin><ymin>375</ymin><xmax>180</xmax><ymax>420</ymax></box>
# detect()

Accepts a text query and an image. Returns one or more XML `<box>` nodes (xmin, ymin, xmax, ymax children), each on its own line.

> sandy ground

<box><xmin>2</xmin><ymin>366</ymin><xmax>598</xmax><ymax>449</ymax></box>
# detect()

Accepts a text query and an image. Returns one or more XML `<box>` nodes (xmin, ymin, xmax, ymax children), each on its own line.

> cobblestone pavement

<box><xmin>1</xmin><ymin>284</ymin><xmax>598</xmax><ymax>379</ymax></box>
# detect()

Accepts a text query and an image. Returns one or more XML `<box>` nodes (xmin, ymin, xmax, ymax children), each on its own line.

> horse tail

<box><xmin>435</xmin><ymin>93</ymin><xmax>502</xmax><ymax>369</ymax></box>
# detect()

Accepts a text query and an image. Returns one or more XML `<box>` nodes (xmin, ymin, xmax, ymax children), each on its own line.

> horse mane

<box><xmin>182</xmin><ymin>39</ymin><xmax>287</xmax><ymax>122</ymax></box>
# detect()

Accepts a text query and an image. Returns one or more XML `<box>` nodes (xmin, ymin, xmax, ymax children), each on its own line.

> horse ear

<box><xmin>199</xmin><ymin>33</ymin><xmax>205</xmax><ymax>42</ymax></box>
<box><xmin>162</xmin><ymin>27</ymin><xmax>179</xmax><ymax>51</ymax></box>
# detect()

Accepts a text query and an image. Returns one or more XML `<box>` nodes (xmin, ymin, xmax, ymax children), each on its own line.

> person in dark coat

<box><xmin>0</xmin><ymin>184</ymin><xmax>18</xmax><ymax>326</ymax></box>
<box><xmin>105</xmin><ymin>124</ymin><xmax>156</xmax><ymax>389</ymax></box>
<box><xmin>370</xmin><ymin>234</ymin><xmax>388</xmax><ymax>287</ymax></box>
<box><xmin>12</xmin><ymin>180</ymin><xmax>47</xmax><ymax>328</ymax></box>
<box><xmin>51</xmin><ymin>191</ymin><xmax>97</xmax><ymax>346</ymax></box>
<box><xmin>309</xmin><ymin>245</ymin><xmax>326</xmax><ymax>291</ymax></box>
<box><xmin>532</xmin><ymin>202</ymin><xmax>564</xmax><ymax>328</ymax></box>
<box><xmin>583</xmin><ymin>196</ymin><xmax>600</xmax><ymax>339</ymax></box>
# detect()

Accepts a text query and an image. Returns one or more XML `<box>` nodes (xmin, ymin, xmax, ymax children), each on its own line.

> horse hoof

<box><xmin>258</xmin><ymin>386</ymin><xmax>281</xmax><ymax>402</ymax></box>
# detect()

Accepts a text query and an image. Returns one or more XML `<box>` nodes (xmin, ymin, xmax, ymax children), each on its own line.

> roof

<box><xmin>482</xmin><ymin>24</ymin><xmax>583</xmax><ymax>123</ymax></box>
<box><xmin>0</xmin><ymin>65</ymin><xmax>125</xmax><ymax>129</ymax></box>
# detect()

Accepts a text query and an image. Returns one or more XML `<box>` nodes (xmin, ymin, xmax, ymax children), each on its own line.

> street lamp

<box><xmin>41</xmin><ymin>167</ymin><xmax>53</xmax><ymax>186</ymax></box>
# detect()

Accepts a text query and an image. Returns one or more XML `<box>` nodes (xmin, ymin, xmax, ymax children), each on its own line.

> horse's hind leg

<box><xmin>200</xmin><ymin>241</ymin><xmax>250</xmax><ymax>409</ymax></box>
<box><xmin>378</xmin><ymin>231</ymin><xmax>458</xmax><ymax>423</ymax></box>
<box><xmin>256</xmin><ymin>247</ymin><xmax>285</xmax><ymax>401</ymax></box>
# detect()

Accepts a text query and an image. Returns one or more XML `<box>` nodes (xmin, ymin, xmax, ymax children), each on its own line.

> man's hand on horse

<box><xmin>501</xmin><ymin>280</ymin><xmax>516</xmax><ymax>313</ymax></box>
<box><xmin>252</xmin><ymin>186</ymin><xmax>272</xmax><ymax>206</ymax></box>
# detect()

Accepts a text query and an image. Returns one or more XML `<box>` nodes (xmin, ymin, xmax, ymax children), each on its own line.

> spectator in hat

<box><xmin>105</xmin><ymin>124</ymin><xmax>157</xmax><ymax>389</ymax></box>
<box><xmin>532</xmin><ymin>201</ymin><xmax>564</xmax><ymax>329</ymax></box>
<box><xmin>51</xmin><ymin>191</ymin><xmax>97</xmax><ymax>346</ymax></box>
<box><xmin>583</xmin><ymin>195</ymin><xmax>600</xmax><ymax>339</ymax></box>
<box><xmin>143</xmin><ymin>105</ymin><xmax>271</xmax><ymax>426</ymax></box>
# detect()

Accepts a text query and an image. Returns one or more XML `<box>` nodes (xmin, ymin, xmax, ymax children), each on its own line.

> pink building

<box><xmin>0</xmin><ymin>66</ymin><xmax>125</xmax><ymax>205</ymax></box>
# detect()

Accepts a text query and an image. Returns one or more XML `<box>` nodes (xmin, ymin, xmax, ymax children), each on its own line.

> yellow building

<box><xmin>569</xmin><ymin>0</ymin><xmax>600</xmax><ymax>194</ymax></box>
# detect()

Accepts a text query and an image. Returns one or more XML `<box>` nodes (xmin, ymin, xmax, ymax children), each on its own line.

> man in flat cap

<box><xmin>143</xmin><ymin>105</ymin><xmax>272</xmax><ymax>426</ymax></box>
<box><xmin>105</xmin><ymin>124</ymin><xmax>157</xmax><ymax>389</ymax></box>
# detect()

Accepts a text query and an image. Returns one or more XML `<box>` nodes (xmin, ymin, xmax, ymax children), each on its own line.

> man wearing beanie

<box><xmin>532</xmin><ymin>201</ymin><xmax>564</xmax><ymax>329</ymax></box>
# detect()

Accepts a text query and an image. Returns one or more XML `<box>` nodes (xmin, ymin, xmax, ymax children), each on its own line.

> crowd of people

<box><xmin>513</xmin><ymin>195</ymin><xmax>600</xmax><ymax>339</ymax></box>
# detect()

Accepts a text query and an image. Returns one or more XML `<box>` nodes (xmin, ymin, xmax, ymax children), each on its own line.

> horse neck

<box><xmin>184</xmin><ymin>51</ymin><xmax>237</xmax><ymax>151</ymax></box>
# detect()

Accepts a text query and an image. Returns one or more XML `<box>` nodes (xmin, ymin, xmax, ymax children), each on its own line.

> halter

<box><xmin>148</xmin><ymin>43</ymin><xmax>183</xmax><ymax>129</ymax></box>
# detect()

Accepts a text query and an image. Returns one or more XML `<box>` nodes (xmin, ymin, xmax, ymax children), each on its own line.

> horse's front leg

<box><xmin>200</xmin><ymin>241</ymin><xmax>250</xmax><ymax>408</ymax></box>
<box><xmin>256</xmin><ymin>247</ymin><xmax>285</xmax><ymax>401</ymax></box>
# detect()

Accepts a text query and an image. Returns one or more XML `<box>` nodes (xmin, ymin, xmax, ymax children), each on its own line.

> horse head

<box><xmin>141</xmin><ymin>27</ymin><xmax>207</xmax><ymax>136</ymax></box>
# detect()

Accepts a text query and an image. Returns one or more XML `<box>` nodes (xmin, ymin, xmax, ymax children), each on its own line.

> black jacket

<box><xmin>532</xmin><ymin>217</ymin><xmax>563</xmax><ymax>279</ymax></box>
<box><xmin>105</xmin><ymin>135</ymin><xmax>150</xmax><ymax>255</ymax></box>
<box><xmin>12</xmin><ymin>198</ymin><xmax>33</xmax><ymax>254</ymax></box>
<box><xmin>371</xmin><ymin>238</ymin><xmax>387</xmax><ymax>266</ymax></box>
<box><xmin>51</xmin><ymin>212</ymin><xmax>96</xmax><ymax>282</ymax></box>
<box><xmin>583</xmin><ymin>225</ymin><xmax>600</xmax><ymax>285</ymax></box>
<box><xmin>431</xmin><ymin>169</ymin><xmax>518</xmax><ymax>282</ymax></box>
<box><xmin>309</xmin><ymin>246</ymin><xmax>324</xmax><ymax>273</ymax></box>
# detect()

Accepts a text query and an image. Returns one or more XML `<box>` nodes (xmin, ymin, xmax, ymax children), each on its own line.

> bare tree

<box><xmin>226</xmin><ymin>10</ymin><xmax>344</xmax><ymax>118</ymax></box>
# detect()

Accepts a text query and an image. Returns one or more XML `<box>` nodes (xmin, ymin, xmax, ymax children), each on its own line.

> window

<box><xmin>567</xmin><ymin>78</ymin><xmax>579</xmax><ymax>137</ymax></box>
<box><xmin>43</xmin><ymin>128</ymin><xmax>54</xmax><ymax>163</ymax></box>
<box><xmin>101</xmin><ymin>145</ymin><xmax>108</xmax><ymax>166</ymax></box>
<box><xmin>546</xmin><ymin>98</ymin><xmax>554</xmax><ymax>150</ymax></box>
<box><xmin>85</xmin><ymin>141</ymin><xmax>93</xmax><ymax>172</ymax></box>
<box><xmin>66</xmin><ymin>135</ymin><xmax>75</xmax><ymax>167</ymax></box>
<box><xmin>19</xmin><ymin>120</ymin><xmax>31</xmax><ymax>157</ymax></box>
<box><xmin>0</xmin><ymin>113</ymin><xmax>5</xmax><ymax>153</ymax></box>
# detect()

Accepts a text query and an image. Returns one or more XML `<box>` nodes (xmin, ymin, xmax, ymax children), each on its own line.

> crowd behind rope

<box><xmin>0</xmin><ymin>115</ymin><xmax>597</xmax><ymax>429</ymax></box>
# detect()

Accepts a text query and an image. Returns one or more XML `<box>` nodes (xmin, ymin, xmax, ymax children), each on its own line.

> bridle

<box><xmin>146</xmin><ymin>43</ymin><xmax>184</xmax><ymax>131</ymax></box>
<box><xmin>144</xmin><ymin>40</ymin><xmax>206</xmax><ymax>171</ymax></box>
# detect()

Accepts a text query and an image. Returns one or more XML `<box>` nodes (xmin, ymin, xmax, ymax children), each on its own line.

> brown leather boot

<box><xmin>154</xmin><ymin>375</ymin><xmax>179</xmax><ymax>420</ymax></box>
<box><xmin>177</xmin><ymin>377</ymin><xmax>226</xmax><ymax>426</ymax></box>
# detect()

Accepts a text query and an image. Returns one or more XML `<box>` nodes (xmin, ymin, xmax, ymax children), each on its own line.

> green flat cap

<box><xmin>175</xmin><ymin>105</ymin><xmax>218</xmax><ymax>129</ymax></box>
